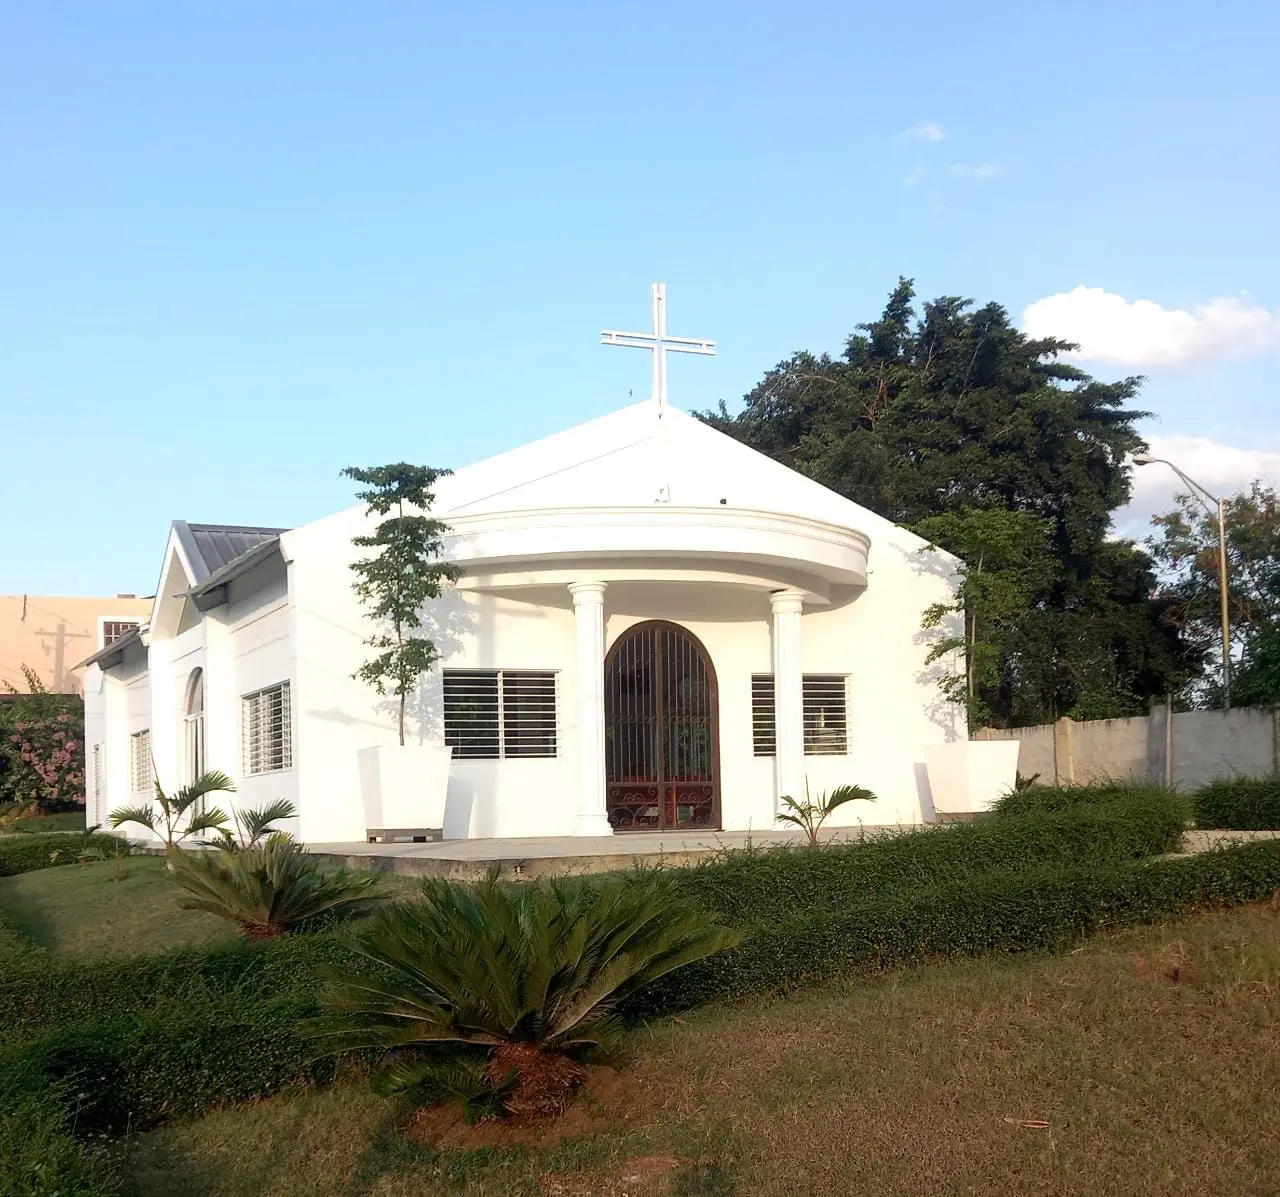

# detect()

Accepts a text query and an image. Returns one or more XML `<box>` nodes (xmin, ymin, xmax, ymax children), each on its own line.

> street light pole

<box><xmin>1215</xmin><ymin>495</ymin><xmax>1231</xmax><ymax>708</ymax></box>
<box><xmin>1132</xmin><ymin>454</ymin><xmax>1231</xmax><ymax>709</ymax></box>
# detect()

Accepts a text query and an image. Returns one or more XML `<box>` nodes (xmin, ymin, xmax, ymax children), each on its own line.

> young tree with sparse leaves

<box><xmin>344</xmin><ymin>463</ymin><xmax>460</xmax><ymax>746</ymax></box>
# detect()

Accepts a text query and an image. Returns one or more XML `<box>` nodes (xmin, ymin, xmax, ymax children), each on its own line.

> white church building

<box><xmin>82</xmin><ymin>289</ymin><xmax>965</xmax><ymax>845</ymax></box>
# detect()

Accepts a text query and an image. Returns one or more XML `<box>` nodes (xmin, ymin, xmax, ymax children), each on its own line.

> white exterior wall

<box><xmin>222</xmin><ymin>562</ymin><xmax>299</xmax><ymax>829</ymax></box>
<box><xmin>96</xmin><ymin>557</ymin><xmax>299</xmax><ymax>841</ymax></box>
<box><xmin>82</xmin><ymin>665</ymin><xmax>107</xmax><ymax>826</ymax></box>
<box><xmin>286</xmin><ymin>524</ymin><xmax>959</xmax><ymax>840</ymax></box>
<box><xmin>291</xmin><ymin>534</ymin><xmax>580</xmax><ymax>843</ymax></box>
<box><xmin>93</xmin><ymin>399</ymin><xmax>963</xmax><ymax>843</ymax></box>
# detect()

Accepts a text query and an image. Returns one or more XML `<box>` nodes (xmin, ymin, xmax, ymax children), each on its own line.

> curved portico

<box><xmin>444</xmin><ymin>504</ymin><xmax>873</xmax><ymax>835</ymax></box>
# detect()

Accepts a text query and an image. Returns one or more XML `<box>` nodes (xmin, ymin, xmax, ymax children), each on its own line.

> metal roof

<box><xmin>173</xmin><ymin>521</ymin><xmax>287</xmax><ymax>583</ymax></box>
<box><xmin>74</xmin><ymin>624</ymin><xmax>146</xmax><ymax>671</ymax></box>
<box><xmin>184</xmin><ymin>536</ymin><xmax>284</xmax><ymax>611</ymax></box>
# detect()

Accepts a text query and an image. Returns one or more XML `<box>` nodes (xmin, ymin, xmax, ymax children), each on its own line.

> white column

<box><xmin>771</xmin><ymin>589</ymin><xmax>806</xmax><ymax>814</ymax></box>
<box><xmin>569</xmin><ymin>582</ymin><xmax>613</xmax><ymax>837</ymax></box>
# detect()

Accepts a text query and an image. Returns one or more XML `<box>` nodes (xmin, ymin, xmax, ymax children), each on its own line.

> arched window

<box><xmin>184</xmin><ymin>668</ymin><xmax>205</xmax><ymax>783</ymax></box>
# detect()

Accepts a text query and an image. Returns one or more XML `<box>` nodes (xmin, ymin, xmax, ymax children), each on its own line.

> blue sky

<box><xmin>4</xmin><ymin>1</ymin><xmax>1279</xmax><ymax>594</ymax></box>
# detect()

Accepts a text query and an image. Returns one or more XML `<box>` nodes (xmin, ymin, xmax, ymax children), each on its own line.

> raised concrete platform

<box><xmin>308</xmin><ymin>826</ymin><xmax>897</xmax><ymax>880</ymax></box>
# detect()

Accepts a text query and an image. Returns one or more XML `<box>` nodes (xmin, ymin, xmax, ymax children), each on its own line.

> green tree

<box><xmin>700</xmin><ymin>278</ymin><xmax>1194</xmax><ymax>725</ymax></box>
<box><xmin>1148</xmin><ymin>482</ymin><xmax>1280</xmax><ymax>705</ymax></box>
<box><xmin>344</xmin><ymin>463</ymin><xmax>461</xmax><ymax>745</ymax></box>
<box><xmin>917</xmin><ymin>507</ymin><xmax>1055</xmax><ymax>724</ymax></box>
<box><xmin>1231</xmin><ymin>626</ymin><xmax>1280</xmax><ymax>707</ymax></box>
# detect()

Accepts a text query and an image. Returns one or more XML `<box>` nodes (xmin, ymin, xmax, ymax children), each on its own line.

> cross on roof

<box><xmin>601</xmin><ymin>283</ymin><xmax>715</xmax><ymax>408</ymax></box>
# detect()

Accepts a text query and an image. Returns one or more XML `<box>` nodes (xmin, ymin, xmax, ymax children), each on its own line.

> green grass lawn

<box><xmin>0</xmin><ymin>810</ymin><xmax>85</xmax><ymax>835</ymax></box>
<box><xmin>119</xmin><ymin>901</ymin><xmax>1280</xmax><ymax>1197</ymax></box>
<box><xmin>0</xmin><ymin>856</ymin><xmax>234</xmax><ymax>958</ymax></box>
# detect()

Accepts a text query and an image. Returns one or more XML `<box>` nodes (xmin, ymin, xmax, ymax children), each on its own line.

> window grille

<box><xmin>241</xmin><ymin>682</ymin><xmax>292</xmax><ymax>775</ymax></box>
<box><xmin>102</xmin><ymin>619</ymin><xmax>140</xmax><ymax>648</ymax></box>
<box><xmin>129</xmin><ymin>729</ymin><xmax>152</xmax><ymax>792</ymax></box>
<box><xmin>443</xmin><ymin>670</ymin><xmax>557</xmax><ymax>760</ymax></box>
<box><xmin>750</xmin><ymin>674</ymin><xmax>849</xmax><ymax>757</ymax></box>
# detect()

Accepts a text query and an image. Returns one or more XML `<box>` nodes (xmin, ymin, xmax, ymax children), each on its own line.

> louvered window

<box><xmin>443</xmin><ymin>670</ymin><xmax>557</xmax><ymax>760</ymax></box>
<box><xmin>241</xmin><ymin>682</ymin><xmax>292</xmax><ymax>775</ymax></box>
<box><xmin>802</xmin><ymin>675</ymin><xmax>848</xmax><ymax>755</ymax></box>
<box><xmin>750</xmin><ymin>674</ymin><xmax>849</xmax><ymax>756</ymax></box>
<box><xmin>751</xmin><ymin>675</ymin><xmax>776</xmax><ymax>756</ymax></box>
<box><xmin>129</xmin><ymin>729</ymin><xmax>152</xmax><ymax>792</ymax></box>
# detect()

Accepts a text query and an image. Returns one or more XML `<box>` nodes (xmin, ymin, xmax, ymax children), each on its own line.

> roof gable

<box><xmin>436</xmin><ymin>400</ymin><xmax>906</xmax><ymax>540</ymax></box>
<box><xmin>290</xmin><ymin>399</ymin><xmax>940</xmax><ymax>557</ymax></box>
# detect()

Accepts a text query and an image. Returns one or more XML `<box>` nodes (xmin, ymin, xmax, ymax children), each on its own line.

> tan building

<box><xmin>1</xmin><ymin>595</ymin><xmax>153</xmax><ymax>695</ymax></box>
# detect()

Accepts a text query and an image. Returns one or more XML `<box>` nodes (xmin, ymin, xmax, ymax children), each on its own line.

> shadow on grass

<box><xmin>0</xmin><ymin>879</ymin><xmax>57</xmax><ymax>949</ymax></box>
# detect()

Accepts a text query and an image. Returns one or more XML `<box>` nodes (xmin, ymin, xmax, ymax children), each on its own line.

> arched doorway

<box><xmin>184</xmin><ymin>668</ymin><xmax>205</xmax><ymax>784</ymax></box>
<box><xmin>604</xmin><ymin>621</ymin><xmax>720</xmax><ymax>831</ymax></box>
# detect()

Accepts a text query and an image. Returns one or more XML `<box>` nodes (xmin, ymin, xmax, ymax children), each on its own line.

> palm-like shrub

<box><xmin>108</xmin><ymin>770</ymin><xmax>236</xmax><ymax>850</ymax></box>
<box><xmin>777</xmin><ymin>782</ymin><xmax>877</xmax><ymax>847</ymax></box>
<box><xmin>169</xmin><ymin>836</ymin><xmax>384</xmax><ymax>941</ymax></box>
<box><xmin>207</xmin><ymin>798</ymin><xmax>298</xmax><ymax>850</ymax></box>
<box><xmin>313</xmin><ymin>873</ymin><xmax>742</xmax><ymax>1118</ymax></box>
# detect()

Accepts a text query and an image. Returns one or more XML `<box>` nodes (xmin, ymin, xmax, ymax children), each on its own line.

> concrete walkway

<box><xmin>309</xmin><ymin>825</ymin><xmax>897</xmax><ymax>880</ymax></box>
<box><xmin>307</xmin><ymin>825</ymin><xmax>1280</xmax><ymax>880</ymax></box>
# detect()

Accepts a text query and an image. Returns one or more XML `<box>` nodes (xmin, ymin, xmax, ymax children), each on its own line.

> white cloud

<box><xmin>901</xmin><ymin>164</ymin><xmax>926</xmax><ymax>188</ymax></box>
<box><xmin>1023</xmin><ymin>286</ymin><xmax>1280</xmax><ymax>369</ymax></box>
<box><xmin>901</xmin><ymin>121</ymin><xmax>945</xmax><ymax>142</ymax></box>
<box><xmin>1113</xmin><ymin>434</ymin><xmax>1280</xmax><ymax>538</ymax></box>
<box><xmin>950</xmin><ymin>162</ymin><xmax>1004</xmax><ymax>179</ymax></box>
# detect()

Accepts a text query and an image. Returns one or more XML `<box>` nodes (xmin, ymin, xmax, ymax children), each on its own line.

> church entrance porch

<box><xmin>603</xmin><ymin>620</ymin><xmax>720</xmax><ymax>831</ymax></box>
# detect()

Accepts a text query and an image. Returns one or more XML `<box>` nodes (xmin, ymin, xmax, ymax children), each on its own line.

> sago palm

<box><xmin>168</xmin><ymin>836</ymin><xmax>384</xmax><ymax>940</ymax></box>
<box><xmin>311</xmin><ymin>873</ymin><xmax>742</xmax><ymax>1117</ymax></box>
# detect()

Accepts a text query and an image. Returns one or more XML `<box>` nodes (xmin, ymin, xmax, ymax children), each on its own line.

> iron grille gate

<box><xmin>604</xmin><ymin>621</ymin><xmax>720</xmax><ymax>831</ymax></box>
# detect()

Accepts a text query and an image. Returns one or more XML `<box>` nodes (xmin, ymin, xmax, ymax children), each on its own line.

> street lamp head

<box><xmin>1132</xmin><ymin>453</ymin><xmax>1155</xmax><ymax>466</ymax></box>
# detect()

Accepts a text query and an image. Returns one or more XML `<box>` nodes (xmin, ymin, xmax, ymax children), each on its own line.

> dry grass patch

<box><xmin>122</xmin><ymin>902</ymin><xmax>1280</xmax><ymax>1197</ymax></box>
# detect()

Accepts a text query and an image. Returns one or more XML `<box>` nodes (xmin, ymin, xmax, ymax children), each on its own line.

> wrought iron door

<box><xmin>604</xmin><ymin>621</ymin><xmax>720</xmax><ymax>831</ymax></box>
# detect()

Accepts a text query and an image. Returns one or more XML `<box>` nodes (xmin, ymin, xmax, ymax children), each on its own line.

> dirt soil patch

<box><xmin>405</xmin><ymin>1065</ymin><xmax>646</xmax><ymax>1150</ymax></box>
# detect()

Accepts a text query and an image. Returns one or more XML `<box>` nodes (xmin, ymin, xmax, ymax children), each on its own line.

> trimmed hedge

<box><xmin>0</xmin><ymin>832</ymin><xmax>127</xmax><ymax>877</ymax></box>
<box><xmin>1194</xmin><ymin>779</ymin><xmax>1280</xmax><ymax>831</ymax></box>
<box><xmin>0</xmin><ymin>932</ymin><xmax>359</xmax><ymax>1045</ymax></box>
<box><xmin>662</xmin><ymin>789</ymin><xmax>1187</xmax><ymax>927</ymax></box>
<box><xmin>629</xmin><ymin>840</ymin><xmax>1280</xmax><ymax>1015</ymax></box>
<box><xmin>11</xmin><ymin>841</ymin><xmax>1276</xmax><ymax>1135</ymax></box>
<box><xmin>5</xmin><ymin>992</ymin><xmax>341</xmax><ymax>1136</ymax></box>
<box><xmin>0</xmin><ymin>796</ymin><xmax>1183</xmax><ymax>1044</ymax></box>
<box><xmin>992</xmin><ymin>780</ymin><xmax>1188</xmax><ymax>821</ymax></box>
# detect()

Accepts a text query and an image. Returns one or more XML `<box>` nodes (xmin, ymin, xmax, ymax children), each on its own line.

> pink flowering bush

<box><xmin>5</xmin><ymin>710</ymin><xmax>85</xmax><ymax>813</ymax></box>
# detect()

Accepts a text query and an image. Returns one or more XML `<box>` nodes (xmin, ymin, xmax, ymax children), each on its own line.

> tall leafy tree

<box><xmin>916</xmin><ymin>507</ymin><xmax>1055</xmax><ymax>725</ymax></box>
<box><xmin>701</xmin><ymin>279</ymin><xmax>1196</xmax><ymax>725</ymax></box>
<box><xmin>344</xmin><ymin>464</ymin><xmax>460</xmax><ymax>745</ymax></box>
<box><xmin>1148</xmin><ymin>482</ymin><xmax>1280</xmax><ymax>706</ymax></box>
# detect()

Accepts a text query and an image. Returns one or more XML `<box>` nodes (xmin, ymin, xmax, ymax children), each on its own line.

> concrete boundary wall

<box><xmin>975</xmin><ymin>706</ymin><xmax>1280</xmax><ymax>791</ymax></box>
